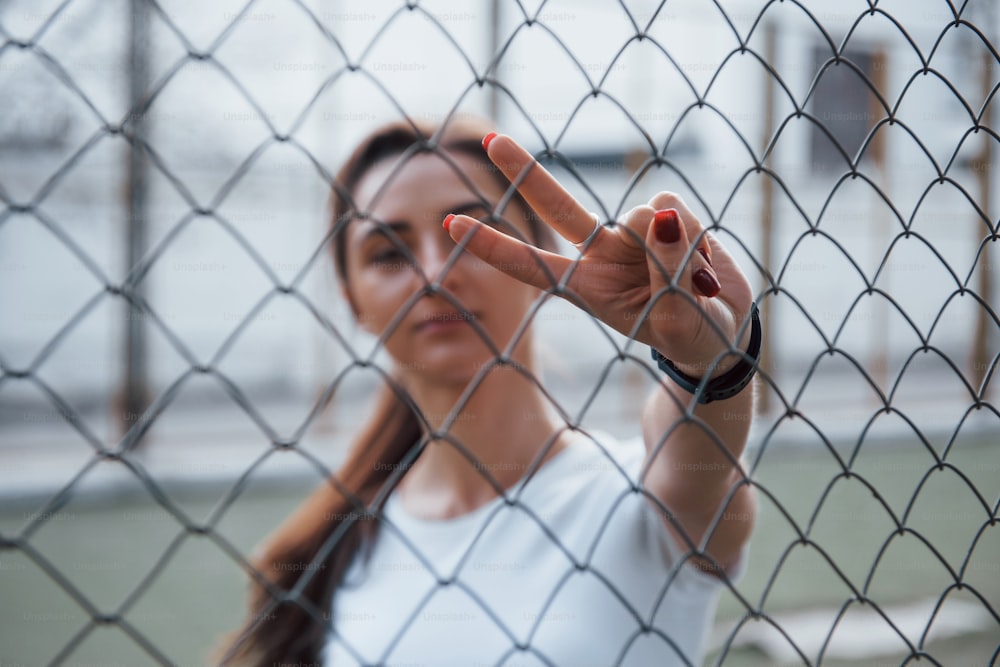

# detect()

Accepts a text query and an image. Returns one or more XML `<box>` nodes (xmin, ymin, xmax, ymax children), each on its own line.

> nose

<box><xmin>417</xmin><ymin>231</ymin><xmax>464</xmax><ymax>295</ymax></box>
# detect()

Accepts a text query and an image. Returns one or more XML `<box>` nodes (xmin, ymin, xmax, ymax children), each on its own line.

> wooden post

<box><xmin>870</xmin><ymin>48</ymin><xmax>889</xmax><ymax>395</ymax></box>
<box><xmin>758</xmin><ymin>22</ymin><xmax>777</xmax><ymax>415</ymax></box>
<box><xmin>118</xmin><ymin>0</ymin><xmax>152</xmax><ymax>446</ymax></box>
<box><xmin>487</xmin><ymin>0</ymin><xmax>501</xmax><ymax>122</ymax></box>
<box><xmin>971</xmin><ymin>44</ymin><xmax>995</xmax><ymax>396</ymax></box>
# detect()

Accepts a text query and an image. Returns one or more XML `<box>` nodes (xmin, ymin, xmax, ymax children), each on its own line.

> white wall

<box><xmin>1</xmin><ymin>0</ymin><xmax>995</xmax><ymax>441</ymax></box>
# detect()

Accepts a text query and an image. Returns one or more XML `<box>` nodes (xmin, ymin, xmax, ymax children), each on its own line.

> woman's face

<box><xmin>343</xmin><ymin>150</ymin><xmax>541</xmax><ymax>384</ymax></box>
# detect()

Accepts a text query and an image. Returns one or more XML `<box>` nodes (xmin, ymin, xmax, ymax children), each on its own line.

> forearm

<box><xmin>640</xmin><ymin>345</ymin><xmax>756</xmax><ymax>566</ymax></box>
<box><xmin>641</xmin><ymin>377</ymin><xmax>752</xmax><ymax>499</ymax></box>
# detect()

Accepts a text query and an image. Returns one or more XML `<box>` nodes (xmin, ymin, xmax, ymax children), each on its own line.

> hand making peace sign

<box><xmin>443</xmin><ymin>132</ymin><xmax>756</xmax><ymax>379</ymax></box>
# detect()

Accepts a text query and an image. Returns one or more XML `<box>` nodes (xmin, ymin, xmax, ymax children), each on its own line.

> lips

<box><xmin>414</xmin><ymin>310</ymin><xmax>479</xmax><ymax>332</ymax></box>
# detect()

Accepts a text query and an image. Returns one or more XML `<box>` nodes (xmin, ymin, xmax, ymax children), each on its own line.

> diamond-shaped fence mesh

<box><xmin>1</xmin><ymin>0</ymin><xmax>998</xmax><ymax>665</ymax></box>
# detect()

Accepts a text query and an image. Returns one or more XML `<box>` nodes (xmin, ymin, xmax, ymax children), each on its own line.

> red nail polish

<box><xmin>653</xmin><ymin>209</ymin><xmax>680</xmax><ymax>244</ymax></box>
<box><xmin>482</xmin><ymin>132</ymin><xmax>498</xmax><ymax>151</ymax></box>
<box><xmin>443</xmin><ymin>214</ymin><xmax>455</xmax><ymax>231</ymax></box>
<box><xmin>698</xmin><ymin>247</ymin><xmax>713</xmax><ymax>267</ymax></box>
<box><xmin>693</xmin><ymin>268</ymin><xmax>721</xmax><ymax>298</ymax></box>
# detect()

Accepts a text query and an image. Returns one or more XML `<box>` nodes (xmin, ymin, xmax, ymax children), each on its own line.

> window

<box><xmin>809</xmin><ymin>46</ymin><xmax>883</xmax><ymax>171</ymax></box>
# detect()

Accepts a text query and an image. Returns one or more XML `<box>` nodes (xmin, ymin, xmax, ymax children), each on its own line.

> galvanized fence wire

<box><xmin>1</xmin><ymin>0</ymin><xmax>998</xmax><ymax>664</ymax></box>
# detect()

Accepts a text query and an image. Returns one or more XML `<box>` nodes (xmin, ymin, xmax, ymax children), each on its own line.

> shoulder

<box><xmin>566</xmin><ymin>430</ymin><xmax>660</xmax><ymax>500</ymax></box>
<box><xmin>548</xmin><ymin>429</ymin><xmax>748</xmax><ymax>588</ymax></box>
<box><xmin>522</xmin><ymin>429</ymin><xmax>644</xmax><ymax>508</ymax></box>
<box><xmin>517</xmin><ymin>431</ymin><xmax>645</xmax><ymax>528</ymax></box>
<box><xmin>557</xmin><ymin>429</ymin><xmax>645</xmax><ymax>481</ymax></box>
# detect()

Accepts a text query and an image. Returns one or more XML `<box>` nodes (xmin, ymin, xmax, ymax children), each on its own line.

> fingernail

<box><xmin>693</xmin><ymin>268</ymin><xmax>721</xmax><ymax>298</ymax></box>
<box><xmin>482</xmin><ymin>132</ymin><xmax>498</xmax><ymax>152</ymax></box>
<box><xmin>442</xmin><ymin>214</ymin><xmax>455</xmax><ymax>231</ymax></box>
<box><xmin>653</xmin><ymin>209</ymin><xmax>680</xmax><ymax>244</ymax></box>
<box><xmin>698</xmin><ymin>247</ymin><xmax>713</xmax><ymax>267</ymax></box>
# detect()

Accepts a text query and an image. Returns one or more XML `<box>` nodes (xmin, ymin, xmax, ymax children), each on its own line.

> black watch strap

<box><xmin>650</xmin><ymin>302</ymin><xmax>762</xmax><ymax>404</ymax></box>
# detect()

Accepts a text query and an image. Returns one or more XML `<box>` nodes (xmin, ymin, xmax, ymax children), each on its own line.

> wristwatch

<box><xmin>649</xmin><ymin>302</ymin><xmax>762</xmax><ymax>404</ymax></box>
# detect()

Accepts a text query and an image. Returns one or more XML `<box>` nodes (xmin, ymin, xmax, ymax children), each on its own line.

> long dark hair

<box><xmin>216</xmin><ymin>117</ymin><xmax>554</xmax><ymax>664</ymax></box>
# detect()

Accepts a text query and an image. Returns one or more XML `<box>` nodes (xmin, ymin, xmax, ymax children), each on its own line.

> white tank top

<box><xmin>323</xmin><ymin>431</ymin><xmax>742</xmax><ymax>666</ymax></box>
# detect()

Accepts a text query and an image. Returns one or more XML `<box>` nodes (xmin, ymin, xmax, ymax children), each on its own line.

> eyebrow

<box><xmin>452</xmin><ymin>201</ymin><xmax>491</xmax><ymax>217</ymax></box>
<box><xmin>356</xmin><ymin>220</ymin><xmax>410</xmax><ymax>246</ymax></box>
<box><xmin>355</xmin><ymin>201</ymin><xmax>491</xmax><ymax>245</ymax></box>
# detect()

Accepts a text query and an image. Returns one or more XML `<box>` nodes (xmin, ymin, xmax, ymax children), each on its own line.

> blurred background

<box><xmin>1</xmin><ymin>0</ymin><xmax>997</xmax><ymax>664</ymax></box>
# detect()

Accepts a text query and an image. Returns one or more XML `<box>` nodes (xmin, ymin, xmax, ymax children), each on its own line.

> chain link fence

<box><xmin>1</xmin><ymin>0</ymin><xmax>998</xmax><ymax>665</ymax></box>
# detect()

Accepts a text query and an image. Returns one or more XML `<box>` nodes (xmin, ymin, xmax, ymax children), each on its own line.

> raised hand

<box><xmin>443</xmin><ymin>133</ymin><xmax>755</xmax><ymax>378</ymax></box>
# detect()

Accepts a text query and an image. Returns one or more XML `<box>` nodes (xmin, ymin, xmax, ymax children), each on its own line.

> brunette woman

<box><xmin>219</xmin><ymin>117</ymin><xmax>760</xmax><ymax>666</ymax></box>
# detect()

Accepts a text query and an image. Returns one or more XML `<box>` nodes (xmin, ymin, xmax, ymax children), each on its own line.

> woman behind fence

<box><xmin>218</xmin><ymin>117</ymin><xmax>761</xmax><ymax>666</ymax></box>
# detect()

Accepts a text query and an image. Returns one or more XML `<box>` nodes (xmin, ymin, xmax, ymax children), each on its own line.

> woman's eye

<box><xmin>370</xmin><ymin>248</ymin><xmax>412</xmax><ymax>269</ymax></box>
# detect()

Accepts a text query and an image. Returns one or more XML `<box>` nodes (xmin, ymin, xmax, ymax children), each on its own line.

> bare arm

<box><xmin>640</xmin><ymin>352</ymin><xmax>756</xmax><ymax>575</ymax></box>
<box><xmin>444</xmin><ymin>135</ymin><xmax>759</xmax><ymax>572</ymax></box>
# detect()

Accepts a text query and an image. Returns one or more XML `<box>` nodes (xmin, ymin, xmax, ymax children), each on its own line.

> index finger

<box><xmin>485</xmin><ymin>133</ymin><xmax>597</xmax><ymax>245</ymax></box>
